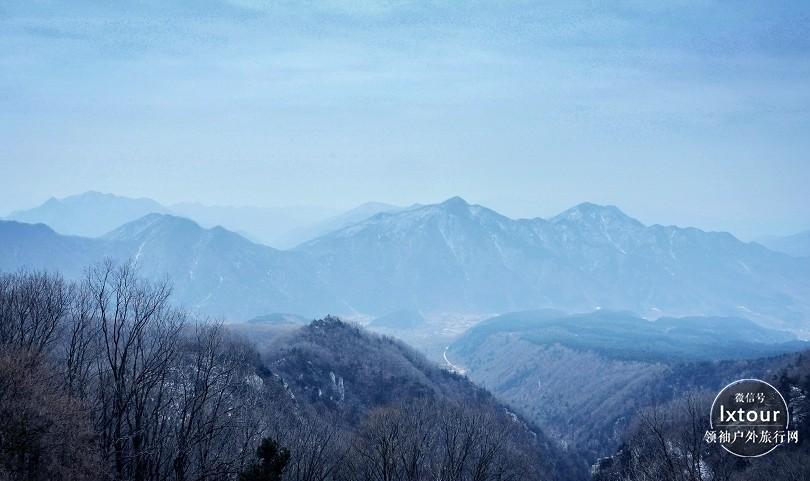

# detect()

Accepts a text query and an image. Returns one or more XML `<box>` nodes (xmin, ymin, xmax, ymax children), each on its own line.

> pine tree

<box><xmin>239</xmin><ymin>437</ymin><xmax>290</xmax><ymax>481</ymax></box>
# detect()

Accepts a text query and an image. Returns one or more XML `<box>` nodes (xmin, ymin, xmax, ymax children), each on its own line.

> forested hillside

<box><xmin>448</xmin><ymin>310</ymin><xmax>808</xmax><ymax>464</ymax></box>
<box><xmin>0</xmin><ymin>263</ymin><xmax>582</xmax><ymax>481</ymax></box>
<box><xmin>593</xmin><ymin>351</ymin><xmax>810</xmax><ymax>481</ymax></box>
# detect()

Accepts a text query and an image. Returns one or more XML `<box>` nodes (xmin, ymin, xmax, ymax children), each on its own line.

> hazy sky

<box><xmin>1</xmin><ymin>0</ymin><xmax>809</xmax><ymax>239</ymax></box>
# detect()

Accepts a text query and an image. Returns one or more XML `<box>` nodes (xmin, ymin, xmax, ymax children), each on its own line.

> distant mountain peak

<box><xmin>429</xmin><ymin>196</ymin><xmax>473</xmax><ymax>216</ymax></box>
<box><xmin>76</xmin><ymin>190</ymin><xmax>109</xmax><ymax>198</ymax></box>
<box><xmin>551</xmin><ymin>202</ymin><xmax>642</xmax><ymax>226</ymax></box>
<box><xmin>61</xmin><ymin>190</ymin><xmax>163</xmax><ymax>205</ymax></box>
<box><xmin>757</xmin><ymin>229</ymin><xmax>810</xmax><ymax>258</ymax></box>
<box><xmin>7</xmin><ymin>191</ymin><xmax>168</xmax><ymax>238</ymax></box>
<box><xmin>102</xmin><ymin>213</ymin><xmax>204</xmax><ymax>241</ymax></box>
<box><xmin>440</xmin><ymin>196</ymin><xmax>470</xmax><ymax>207</ymax></box>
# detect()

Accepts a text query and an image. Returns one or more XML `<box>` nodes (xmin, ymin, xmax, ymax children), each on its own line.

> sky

<box><xmin>1</xmin><ymin>0</ymin><xmax>809</xmax><ymax>240</ymax></box>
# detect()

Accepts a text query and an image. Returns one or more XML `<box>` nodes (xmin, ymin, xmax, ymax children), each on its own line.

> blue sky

<box><xmin>1</xmin><ymin>0</ymin><xmax>809</xmax><ymax>239</ymax></box>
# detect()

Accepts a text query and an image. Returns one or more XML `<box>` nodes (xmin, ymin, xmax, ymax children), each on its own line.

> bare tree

<box><xmin>0</xmin><ymin>265</ymin><xmax>550</xmax><ymax>481</ymax></box>
<box><xmin>349</xmin><ymin>406</ymin><xmax>403</xmax><ymax>481</ymax></box>
<box><xmin>620</xmin><ymin>391</ymin><xmax>737</xmax><ymax>481</ymax></box>
<box><xmin>430</xmin><ymin>402</ymin><xmax>520</xmax><ymax>481</ymax></box>
<box><xmin>341</xmin><ymin>399</ymin><xmax>527</xmax><ymax>481</ymax></box>
<box><xmin>276</xmin><ymin>412</ymin><xmax>347</xmax><ymax>481</ymax></box>
<box><xmin>0</xmin><ymin>269</ymin><xmax>71</xmax><ymax>356</ymax></box>
<box><xmin>0</xmin><ymin>347</ymin><xmax>103</xmax><ymax>481</ymax></box>
<box><xmin>169</xmin><ymin>323</ymin><xmax>263</xmax><ymax>481</ymax></box>
<box><xmin>85</xmin><ymin>260</ymin><xmax>184</xmax><ymax>481</ymax></box>
<box><xmin>395</xmin><ymin>400</ymin><xmax>436</xmax><ymax>481</ymax></box>
<box><xmin>61</xmin><ymin>280</ymin><xmax>101</xmax><ymax>401</ymax></box>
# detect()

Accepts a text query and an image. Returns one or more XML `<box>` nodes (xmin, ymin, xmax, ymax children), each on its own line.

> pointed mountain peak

<box><xmin>551</xmin><ymin>202</ymin><xmax>642</xmax><ymax>226</ymax></box>
<box><xmin>440</xmin><ymin>196</ymin><xmax>470</xmax><ymax>207</ymax></box>
<box><xmin>434</xmin><ymin>196</ymin><xmax>475</xmax><ymax>215</ymax></box>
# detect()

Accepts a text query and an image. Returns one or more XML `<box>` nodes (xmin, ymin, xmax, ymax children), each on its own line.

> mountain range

<box><xmin>5</xmin><ymin>191</ymin><xmax>352</xmax><ymax>247</ymax></box>
<box><xmin>2</xmin><ymin>195</ymin><xmax>810</xmax><ymax>329</ymax></box>
<box><xmin>6</xmin><ymin>191</ymin><xmax>168</xmax><ymax>238</ymax></box>
<box><xmin>0</xmin><ymin>214</ymin><xmax>337</xmax><ymax>318</ymax></box>
<box><xmin>296</xmin><ymin>197</ymin><xmax>810</xmax><ymax>329</ymax></box>
<box><xmin>757</xmin><ymin>229</ymin><xmax>810</xmax><ymax>258</ymax></box>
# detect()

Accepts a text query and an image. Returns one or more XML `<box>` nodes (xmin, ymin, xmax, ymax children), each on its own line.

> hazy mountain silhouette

<box><xmin>757</xmin><ymin>229</ymin><xmax>810</xmax><ymax>258</ymax></box>
<box><xmin>6</xmin><ymin>191</ymin><xmax>167</xmax><ymax>237</ymax></box>
<box><xmin>8</xmin><ymin>192</ymin><xmax>418</xmax><ymax>248</ymax></box>
<box><xmin>6</xmin><ymin>191</ymin><xmax>343</xmax><ymax>245</ymax></box>
<box><xmin>168</xmin><ymin>201</ymin><xmax>339</xmax><ymax>246</ymax></box>
<box><xmin>101</xmin><ymin>213</ymin><xmax>341</xmax><ymax>318</ymax></box>
<box><xmin>297</xmin><ymin>197</ymin><xmax>810</xmax><ymax>327</ymax></box>
<box><xmin>1</xmin><ymin>214</ymin><xmax>340</xmax><ymax>319</ymax></box>
<box><xmin>274</xmin><ymin>201</ymin><xmax>405</xmax><ymax>248</ymax></box>
<box><xmin>3</xmin><ymin>196</ymin><xmax>810</xmax><ymax>327</ymax></box>
<box><xmin>0</xmin><ymin>220</ymin><xmax>108</xmax><ymax>276</ymax></box>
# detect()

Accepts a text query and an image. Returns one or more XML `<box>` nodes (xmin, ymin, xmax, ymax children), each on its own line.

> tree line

<box><xmin>0</xmin><ymin>262</ymin><xmax>553</xmax><ymax>481</ymax></box>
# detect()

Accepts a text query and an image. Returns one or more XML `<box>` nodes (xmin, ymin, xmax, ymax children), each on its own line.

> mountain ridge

<box><xmin>275</xmin><ymin>201</ymin><xmax>406</xmax><ymax>248</ymax></box>
<box><xmin>1</xmin><ymin>213</ymin><xmax>342</xmax><ymax>319</ymax></box>
<box><xmin>757</xmin><ymin>229</ymin><xmax>810</xmax><ymax>258</ymax></box>
<box><xmin>3</xmin><ymin>196</ymin><xmax>810</xmax><ymax>329</ymax></box>
<box><xmin>296</xmin><ymin>196</ymin><xmax>810</xmax><ymax>327</ymax></box>
<box><xmin>6</xmin><ymin>191</ymin><xmax>345</xmax><ymax>246</ymax></box>
<box><xmin>7</xmin><ymin>191</ymin><xmax>168</xmax><ymax>238</ymax></box>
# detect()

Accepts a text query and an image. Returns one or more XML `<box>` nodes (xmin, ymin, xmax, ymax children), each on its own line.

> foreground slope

<box><xmin>0</xmin><ymin>265</ymin><xmax>582</xmax><ymax>481</ymax></box>
<box><xmin>593</xmin><ymin>350</ymin><xmax>810</xmax><ymax>481</ymax></box>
